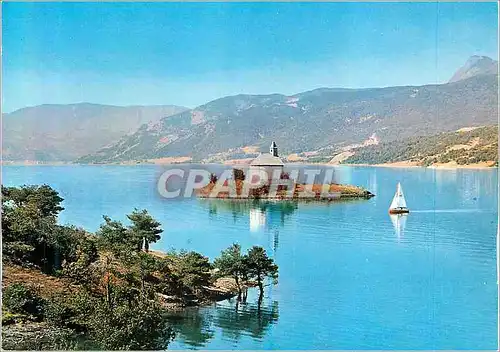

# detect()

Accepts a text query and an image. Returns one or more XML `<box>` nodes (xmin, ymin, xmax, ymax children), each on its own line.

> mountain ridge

<box><xmin>2</xmin><ymin>103</ymin><xmax>188</xmax><ymax>161</ymax></box>
<box><xmin>3</xmin><ymin>56</ymin><xmax>498</xmax><ymax>164</ymax></box>
<box><xmin>79</xmin><ymin>71</ymin><xmax>498</xmax><ymax>164</ymax></box>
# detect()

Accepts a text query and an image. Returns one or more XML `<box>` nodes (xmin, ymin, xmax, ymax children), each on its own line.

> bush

<box><xmin>44</xmin><ymin>291</ymin><xmax>95</xmax><ymax>331</ymax></box>
<box><xmin>3</xmin><ymin>283</ymin><xmax>45</xmax><ymax>318</ymax></box>
<box><xmin>44</xmin><ymin>298</ymin><xmax>74</xmax><ymax>328</ymax></box>
<box><xmin>2</xmin><ymin>241</ymin><xmax>35</xmax><ymax>266</ymax></box>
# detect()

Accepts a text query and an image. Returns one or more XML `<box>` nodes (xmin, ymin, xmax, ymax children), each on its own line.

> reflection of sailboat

<box><xmin>389</xmin><ymin>182</ymin><xmax>409</xmax><ymax>214</ymax></box>
<box><xmin>390</xmin><ymin>213</ymin><xmax>407</xmax><ymax>239</ymax></box>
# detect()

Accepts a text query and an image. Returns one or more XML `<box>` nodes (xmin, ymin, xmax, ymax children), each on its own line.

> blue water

<box><xmin>2</xmin><ymin>165</ymin><xmax>498</xmax><ymax>349</ymax></box>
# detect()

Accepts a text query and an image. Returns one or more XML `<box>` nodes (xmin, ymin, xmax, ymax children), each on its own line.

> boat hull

<box><xmin>389</xmin><ymin>208</ymin><xmax>410</xmax><ymax>214</ymax></box>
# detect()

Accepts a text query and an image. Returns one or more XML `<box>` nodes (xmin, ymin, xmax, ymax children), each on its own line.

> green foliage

<box><xmin>3</xmin><ymin>283</ymin><xmax>45</xmax><ymax>318</ymax></box>
<box><xmin>127</xmin><ymin>208</ymin><xmax>163</xmax><ymax>252</ymax></box>
<box><xmin>44</xmin><ymin>291</ymin><xmax>96</xmax><ymax>330</ymax></box>
<box><xmin>214</xmin><ymin>243</ymin><xmax>246</xmax><ymax>294</ymax></box>
<box><xmin>1</xmin><ymin>184</ymin><xmax>282</xmax><ymax>349</ymax></box>
<box><xmin>86</xmin><ymin>290</ymin><xmax>174</xmax><ymax>350</ymax></box>
<box><xmin>2</xmin><ymin>241</ymin><xmax>36</xmax><ymax>265</ymax></box>
<box><xmin>122</xmin><ymin>252</ymin><xmax>162</xmax><ymax>293</ymax></box>
<box><xmin>2</xmin><ymin>184</ymin><xmax>64</xmax><ymax>218</ymax></box>
<box><xmin>171</xmin><ymin>251</ymin><xmax>212</xmax><ymax>294</ymax></box>
<box><xmin>244</xmin><ymin>246</ymin><xmax>278</xmax><ymax>297</ymax></box>
<box><xmin>1</xmin><ymin>185</ymin><xmax>75</xmax><ymax>272</ymax></box>
<box><xmin>44</xmin><ymin>297</ymin><xmax>76</xmax><ymax>328</ymax></box>
<box><xmin>214</xmin><ymin>244</ymin><xmax>279</xmax><ymax>299</ymax></box>
<box><xmin>1</xmin><ymin>311</ymin><xmax>30</xmax><ymax>325</ymax></box>
<box><xmin>41</xmin><ymin>285</ymin><xmax>174</xmax><ymax>350</ymax></box>
<box><xmin>97</xmin><ymin>209</ymin><xmax>163</xmax><ymax>255</ymax></box>
<box><xmin>96</xmin><ymin>215</ymin><xmax>135</xmax><ymax>255</ymax></box>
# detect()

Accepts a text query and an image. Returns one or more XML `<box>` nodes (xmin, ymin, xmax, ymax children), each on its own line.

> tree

<box><xmin>1</xmin><ymin>185</ymin><xmax>65</xmax><ymax>272</ymax></box>
<box><xmin>244</xmin><ymin>246</ymin><xmax>278</xmax><ymax>300</ymax></box>
<box><xmin>2</xmin><ymin>184</ymin><xmax>64</xmax><ymax>218</ymax></box>
<box><xmin>96</xmin><ymin>216</ymin><xmax>135</xmax><ymax>255</ymax></box>
<box><xmin>135</xmin><ymin>252</ymin><xmax>160</xmax><ymax>294</ymax></box>
<box><xmin>87</xmin><ymin>294</ymin><xmax>174</xmax><ymax>350</ymax></box>
<box><xmin>127</xmin><ymin>209</ymin><xmax>163</xmax><ymax>252</ymax></box>
<box><xmin>214</xmin><ymin>243</ymin><xmax>247</xmax><ymax>298</ymax></box>
<box><xmin>171</xmin><ymin>251</ymin><xmax>212</xmax><ymax>295</ymax></box>
<box><xmin>61</xmin><ymin>231</ymin><xmax>99</xmax><ymax>288</ymax></box>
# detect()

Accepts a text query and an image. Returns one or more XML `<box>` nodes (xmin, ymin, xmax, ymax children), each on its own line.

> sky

<box><xmin>2</xmin><ymin>2</ymin><xmax>498</xmax><ymax>112</ymax></box>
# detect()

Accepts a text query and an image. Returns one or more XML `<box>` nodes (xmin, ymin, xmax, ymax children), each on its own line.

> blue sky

<box><xmin>2</xmin><ymin>2</ymin><xmax>498</xmax><ymax>112</ymax></box>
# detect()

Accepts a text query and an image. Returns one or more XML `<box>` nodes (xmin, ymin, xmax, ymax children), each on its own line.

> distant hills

<box><xmin>2</xmin><ymin>104</ymin><xmax>187</xmax><ymax>161</ymax></box>
<box><xmin>342</xmin><ymin>125</ymin><xmax>498</xmax><ymax>167</ymax></box>
<box><xmin>79</xmin><ymin>56</ymin><xmax>498</xmax><ymax>164</ymax></box>
<box><xmin>2</xmin><ymin>56</ymin><xmax>498</xmax><ymax>165</ymax></box>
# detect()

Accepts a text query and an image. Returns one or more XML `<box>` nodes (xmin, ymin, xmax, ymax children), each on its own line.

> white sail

<box><xmin>390</xmin><ymin>182</ymin><xmax>407</xmax><ymax>209</ymax></box>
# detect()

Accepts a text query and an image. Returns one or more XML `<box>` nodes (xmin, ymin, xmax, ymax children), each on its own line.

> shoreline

<box><xmin>2</xmin><ymin>160</ymin><xmax>498</xmax><ymax>170</ymax></box>
<box><xmin>2</xmin><ymin>260</ymin><xmax>240</xmax><ymax>312</ymax></box>
<box><xmin>340</xmin><ymin>162</ymin><xmax>497</xmax><ymax>170</ymax></box>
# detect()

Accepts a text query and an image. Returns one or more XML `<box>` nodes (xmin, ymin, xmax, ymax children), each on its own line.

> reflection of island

<box><xmin>390</xmin><ymin>213</ymin><xmax>408</xmax><ymax>239</ymax></box>
<box><xmin>204</xmin><ymin>200</ymin><xmax>298</xmax><ymax>231</ymax></box>
<box><xmin>249</xmin><ymin>202</ymin><xmax>298</xmax><ymax>232</ymax></box>
<box><xmin>203</xmin><ymin>200</ymin><xmax>298</xmax><ymax>252</ymax></box>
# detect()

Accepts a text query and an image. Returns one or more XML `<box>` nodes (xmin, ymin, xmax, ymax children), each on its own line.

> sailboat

<box><xmin>389</xmin><ymin>182</ymin><xmax>409</xmax><ymax>214</ymax></box>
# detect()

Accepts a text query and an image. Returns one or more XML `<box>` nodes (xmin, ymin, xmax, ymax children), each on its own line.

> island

<box><xmin>196</xmin><ymin>142</ymin><xmax>375</xmax><ymax>201</ymax></box>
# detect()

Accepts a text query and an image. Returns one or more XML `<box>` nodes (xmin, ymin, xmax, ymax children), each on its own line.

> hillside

<box><xmin>2</xmin><ymin>103</ymin><xmax>187</xmax><ymax>162</ymax></box>
<box><xmin>79</xmin><ymin>69</ymin><xmax>498</xmax><ymax>164</ymax></box>
<box><xmin>341</xmin><ymin>125</ymin><xmax>498</xmax><ymax>167</ymax></box>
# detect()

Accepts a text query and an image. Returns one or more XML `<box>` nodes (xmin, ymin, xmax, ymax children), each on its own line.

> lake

<box><xmin>2</xmin><ymin>165</ymin><xmax>498</xmax><ymax>349</ymax></box>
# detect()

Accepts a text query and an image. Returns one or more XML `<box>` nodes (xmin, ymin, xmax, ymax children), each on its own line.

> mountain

<box><xmin>342</xmin><ymin>125</ymin><xmax>498</xmax><ymax>167</ymax></box>
<box><xmin>449</xmin><ymin>55</ymin><xmax>498</xmax><ymax>83</ymax></box>
<box><xmin>2</xmin><ymin>103</ymin><xmax>187</xmax><ymax>162</ymax></box>
<box><xmin>79</xmin><ymin>72</ymin><xmax>498</xmax><ymax>164</ymax></box>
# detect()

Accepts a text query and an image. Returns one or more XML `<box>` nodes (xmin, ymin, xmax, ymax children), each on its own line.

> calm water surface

<box><xmin>2</xmin><ymin>165</ymin><xmax>498</xmax><ymax>349</ymax></box>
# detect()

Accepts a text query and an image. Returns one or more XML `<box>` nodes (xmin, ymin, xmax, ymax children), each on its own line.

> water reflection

<box><xmin>214</xmin><ymin>298</ymin><xmax>279</xmax><ymax>342</ymax></box>
<box><xmin>367</xmin><ymin>170</ymin><xmax>378</xmax><ymax>206</ymax></box>
<box><xmin>167</xmin><ymin>308</ymin><xmax>215</xmax><ymax>348</ymax></box>
<box><xmin>203</xmin><ymin>200</ymin><xmax>298</xmax><ymax>232</ymax></box>
<box><xmin>390</xmin><ymin>213</ymin><xmax>408</xmax><ymax>240</ymax></box>
<box><xmin>460</xmin><ymin>172</ymin><xmax>481</xmax><ymax>207</ymax></box>
<box><xmin>168</xmin><ymin>291</ymin><xmax>279</xmax><ymax>349</ymax></box>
